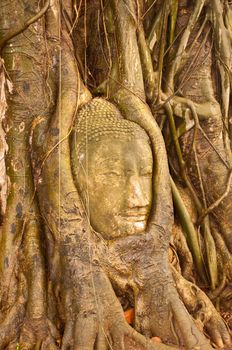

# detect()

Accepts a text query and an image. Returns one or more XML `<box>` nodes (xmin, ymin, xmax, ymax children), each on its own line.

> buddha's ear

<box><xmin>75</xmin><ymin>159</ymin><xmax>88</xmax><ymax>191</ymax></box>
<box><xmin>74</xmin><ymin>166</ymin><xmax>89</xmax><ymax>211</ymax></box>
<box><xmin>70</xmin><ymin>136</ymin><xmax>88</xmax><ymax>192</ymax></box>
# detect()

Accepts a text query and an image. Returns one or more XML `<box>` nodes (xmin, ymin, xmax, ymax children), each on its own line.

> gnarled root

<box><xmin>19</xmin><ymin>317</ymin><xmax>58</xmax><ymax>350</ymax></box>
<box><xmin>135</xmin><ymin>275</ymin><xmax>212</xmax><ymax>350</ymax></box>
<box><xmin>172</xmin><ymin>267</ymin><xmax>231</xmax><ymax>348</ymax></box>
<box><xmin>0</xmin><ymin>298</ymin><xmax>25</xmax><ymax>349</ymax></box>
<box><xmin>0</xmin><ymin>212</ymin><xmax>59</xmax><ymax>349</ymax></box>
<box><xmin>59</xmin><ymin>268</ymin><xmax>176</xmax><ymax>350</ymax></box>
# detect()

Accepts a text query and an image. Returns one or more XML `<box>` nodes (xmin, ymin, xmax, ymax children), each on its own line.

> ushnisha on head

<box><xmin>71</xmin><ymin>98</ymin><xmax>153</xmax><ymax>240</ymax></box>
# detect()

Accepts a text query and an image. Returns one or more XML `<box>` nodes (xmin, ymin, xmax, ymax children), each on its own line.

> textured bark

<box><xmin>0</xmin><ymin>0</ymin><xmax>231</xmax><ymax>349</ymax></box>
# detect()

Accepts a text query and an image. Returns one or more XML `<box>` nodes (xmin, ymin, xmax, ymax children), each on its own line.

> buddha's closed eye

<box><xmin>101</xmin><ymin>171</ymin><xmax>123</xmax><ymax>177</ymax></box>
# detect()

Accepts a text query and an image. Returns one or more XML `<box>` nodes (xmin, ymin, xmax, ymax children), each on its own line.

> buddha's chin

<box><xmin>131</xmin><ymin>221</ymin><xmax>146</xmax><ymax>234</ymax></box>
<box><xmin>108</xmin><ymin>220</ymin><xmax>147</xmax><ymax>239</ymax></box>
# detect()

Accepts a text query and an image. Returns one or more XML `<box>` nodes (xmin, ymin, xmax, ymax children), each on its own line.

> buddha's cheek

<box><xmin>87</xmin><ymin>179</ymin><xmax>125</xmax><ymax>237</ymax></box>
<box><xmin>87</xmin><ymin>174</ymin><xmax>149</xmax><ymax>238</ymax></box>
<box><xmin>99</xmin><ymin>187</ymin><xmax>144</xmax><ymax>237</ymax></box>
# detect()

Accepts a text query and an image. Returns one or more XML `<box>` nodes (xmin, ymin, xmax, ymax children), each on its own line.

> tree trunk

<box><xmin>0</xmin><ymin>0</ymin><xmax>231</xmax><ymax>349</ymax></box>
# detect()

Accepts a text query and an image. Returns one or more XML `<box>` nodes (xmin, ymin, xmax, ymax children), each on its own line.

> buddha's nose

<box><xmin>127</xmin><ymin>175</ymin><xmax>150</xmax><ymax>208</ymax></box>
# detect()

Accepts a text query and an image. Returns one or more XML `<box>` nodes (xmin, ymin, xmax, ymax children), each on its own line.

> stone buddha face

<box><xmin>77</xmin><ymin>137</ymin><xmax>153</xmax><ymax>240</ymax></box>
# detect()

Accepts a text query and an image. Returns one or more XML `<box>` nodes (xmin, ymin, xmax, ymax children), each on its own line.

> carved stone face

<box><xmin>77</xmin><ymin>138</ymin><xmax>153</xmax><ymax>240</ymax></box>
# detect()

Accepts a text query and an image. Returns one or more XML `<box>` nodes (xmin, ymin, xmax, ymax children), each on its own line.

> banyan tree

<box><xmin>0</xmin><ymin>0</ymin><xmax>232</xmax><ymax>349</ymax></box>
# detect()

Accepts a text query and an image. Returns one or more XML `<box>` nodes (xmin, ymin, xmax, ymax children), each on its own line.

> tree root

<box><xmin>172</xmin><ymin>267</ymin><xmax>231</xmax><ymax>348</ymax></box>
<box><xmin>0</xmin><ymin>301</ymin><xmax>25</xmax><ymax>349</ymax></box>
<box><xmin>19</xmin><ymin>317</ymin><xmax>58</xmax><ymax>350</ymax></box>
<box><xmin>170</xmin><ymin>222</ymin><xmax>195</xmax><ymax>282</ymax></box>
<box><xmin>59</xmin><ymin>269</ymin><xmax>177</xmax><ymax>350</ymax></box>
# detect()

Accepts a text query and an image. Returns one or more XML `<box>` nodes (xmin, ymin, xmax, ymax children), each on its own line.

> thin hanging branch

<box><xmin>197</xmin><ymin>170</ymin><xmax>232</xmax><ymax>224</ymax></box>
<box><xmin>170</xmin><ymin>176</ymin><xmax>207</xmax><ymax>281</ymax></box>
<box><xmin>165</xmin><ymin>0</ymin><xmax>206</xmax><ymax>92</ymax></box>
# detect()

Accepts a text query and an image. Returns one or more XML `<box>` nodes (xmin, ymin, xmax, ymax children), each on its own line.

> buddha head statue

<box><xmin>71</xmin><ymin>98</ymin><xmax>153</xmax><ymax>240</ymax></box>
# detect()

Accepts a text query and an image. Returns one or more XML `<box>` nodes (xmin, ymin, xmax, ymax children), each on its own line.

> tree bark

<box><xmin>0</xmin><ymin>0</ymin><xmax>231</xmax><ymax>349</ymax></box>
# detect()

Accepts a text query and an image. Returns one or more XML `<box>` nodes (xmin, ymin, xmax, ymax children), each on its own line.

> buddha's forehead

<box><xmin>80</xmin><ymin>138</ymin><xmax>153</xmax><ymax>171</ymax></box>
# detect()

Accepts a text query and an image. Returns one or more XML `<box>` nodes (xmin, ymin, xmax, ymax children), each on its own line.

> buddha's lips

<box><xmin>119</xmin><ymin>212</ymin><xmax>148</xmax><ymax>221</ymax></box>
